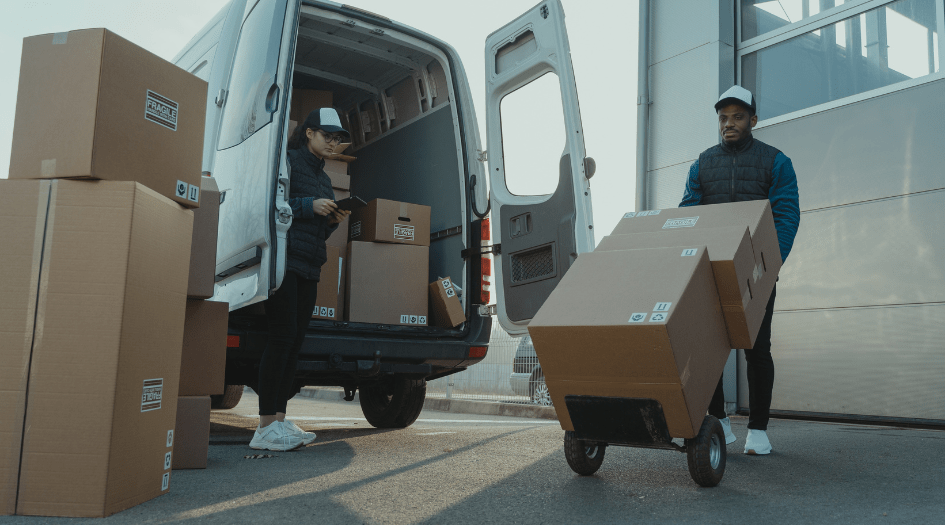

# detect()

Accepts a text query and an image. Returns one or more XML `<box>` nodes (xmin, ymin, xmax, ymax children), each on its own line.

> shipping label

<box><xmin>653</xmin><ymin>302</ymin><xmax>672</xmax><ymax>312</ymax></box>
<box><xmin>167</xmin><ymin>430</ymin><xmax>174</xmax><ymax>447</ymax></box>
<box><xmin>141</xmin><ymin>378</ymin><xmax>164</xmax><ymax>412</ymax></box>
<box><xmin>313</xmin><ymin>306</ymin><xmax>335</xmax><ymax>318</ymax></box>
<box><xmin>622</xmin><ymin>212</ymin><xmax>636</xmax><ymax>218</ymax></box>
<box><xmin>628</xmin><ymin>312</ymin><xmax>647</xmax><ymax>323</ymax></box>
<box><xmin>394</xmin><ymin>224</ymin><xmax>415</xmax><ymax>241</ymax></box>
<box><xmin>350</xmin><ymin>221</ymin><xmax>362</xmax><ymax>238</ymax></box>
<box><xmin>649</xmin><ymin>312</ymin><xmax>667</xmax><ymax>322</ymax></box>
<box><xmin>162</xmin><ymin>472</ymin><xmax>170</xmax><ymax>491</ymax></box>
<box><xmin>187</xmin><ymin>183</ymin><xmax>200</xmax><ymax>203</ymax></box>
<box><xmin>662</xmin><ymin>217</ymin><xmax>699</xmax><ymax>229</ymax></box>
<box><xmin>442</xmin><ymin>278</ymin><xmax>456</xmax><ymax>298</ymax></box>
<box><xmin>681</xmin><ymin>248</ymin><xmax>697</xmax><ymax>257</ymax></box>
<box><xmin>164</xmin><ymin>452</ymin><xmax>172</xmax><ymax>470</ymax></box>
<box><xmin>624</xmin><ymin>209</ymin><xmax>662</xmax><ymax>218</ymax></box>
<box><xmin>400</xmin><ymin>314</ymin><xmax>427</xmax><ymax>325</ymax></box>
<box><xmin>175</xmin><ymin>180</ymin><xmax>188</xmax><ymax>199</ymax></box>
<box><xmin>145</xmin><ymin>90</ymin><xmax>179</xmax><ymax>131</ymax></box>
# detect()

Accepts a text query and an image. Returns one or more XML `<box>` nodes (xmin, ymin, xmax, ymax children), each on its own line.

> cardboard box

<box><xmin>349</xmin><ymin>199</ymin><xmax>431</xmax><ymax>247</ymax></box>
<box><xmin>8</xmin><ymin>29</ymin><xmax>207</xmax><ymax>208</ymax></box>
<box><xmin>187</xmin><ymin>177</ymin><xmax>220</xmax><ymax>298</ymax></box>
<box><xmin>172</xmin><ymin>396</ymin><xmax>211</xmax><ymax>470</ymax></box>
<box><xmin>326</xmin><ymin>169</ymin><xmax>350</xmax><ymax>191</ymax></box>
<box><xmin>289</xmin><ymin>88</ymin><xmax>332</xmax><ymax>123</ymax></box>
<box><xmin>313</xmin><ymin>246</ymin><xmax>342</xmax><ymax>320</ymax></box>
<box><xmin>596</xmin><ymin>226</ymin><xmax>759</xmax><ymax>348</ymax></box>
<box><xmin>326</xmin><ymin>189</ymin><xmax>350</xmax><ymax>249</ymax></box>
<box><xmin>429</xmin><ymin>277</ymin><xmax>466</xmax><ymax>328</ymax></box>
<box><xmin>0</xmin><ymin>179</ymin><xmax>192</xmax><ymax>517</ymax></box>
<box><xmin>179</xmin><ymin>300</ymin><xmax>228</xmax><ymax>397</ymax></box>
<box><xmin>527</xmin><ymin>246</ymin><xmax>731</xmax><ymax>439</ymax></box>
<box><xmin>325</xmin><ymin>158</ymin><xmax>350</xmax><ymax>174</ymax></box>
<box><xmin>346</xmin><ymin>241</ymin><xmax>429</xmax><ymax>325</ymax></box>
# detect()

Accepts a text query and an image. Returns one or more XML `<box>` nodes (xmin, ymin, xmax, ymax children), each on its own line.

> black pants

<box><xmin>258</xmin><ymin>271</ymin><xmax>318</xmax><ymax>416</ymax></box>
<box><xmin>709</xmin><ymin>285</ymin><xmax>777</xmax><ymax>431</ymax></box>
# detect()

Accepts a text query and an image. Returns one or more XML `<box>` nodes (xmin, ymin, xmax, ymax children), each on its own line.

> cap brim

<box><xmin>320</xmin><ymin>125</ymin><xmax>351</xmax><ymax>140</ymax></box>
<box><xmin>715</xmin><ymin>97</ymin><xmax>754</xmax><ymax>112</ymax></box>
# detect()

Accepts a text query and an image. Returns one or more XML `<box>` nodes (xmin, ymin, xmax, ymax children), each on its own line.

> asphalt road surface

<box><xmin>4</xmin><ymin>392</ymin><xmax>944</xmax><ymax>524</ymax></box>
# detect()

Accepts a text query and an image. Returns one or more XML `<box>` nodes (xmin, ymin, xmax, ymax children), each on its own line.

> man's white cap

<box><xmin>715</xmin><ymin>85</ymin><xmax>756</xmax><ymax>114</ymax></box>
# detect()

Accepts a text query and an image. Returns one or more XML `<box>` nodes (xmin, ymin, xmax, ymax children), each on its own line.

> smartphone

<box><xmin>334</xmin><ymin>196</ymin><xmax>367</xmax><ymax>212</ymax></box>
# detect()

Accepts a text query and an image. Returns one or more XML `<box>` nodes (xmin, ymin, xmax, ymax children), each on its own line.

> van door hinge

<box><xmin>460</xmin><ymin>244</ymin><xmax>500</xmax><ymax>259</ymax></box>
<box><xmin>477</xmin><ymin>150</ymin><xmax>488</xmax><ymax>163</ymax></box>
<box><xmin>478</xmin><ymin>304</ymin><xmax>497</xmax><ymax>316</ymax></box>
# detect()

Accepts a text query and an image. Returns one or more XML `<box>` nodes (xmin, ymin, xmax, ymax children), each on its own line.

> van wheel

<box><xmin>359</xmin><ymin>377</ymin><xmax>427</xmax><ymax>428</ymax></box>
<box><xmin>211</xmin><ymin>384</ymin><xmax>244</xmax><ymax>410</ymax></box>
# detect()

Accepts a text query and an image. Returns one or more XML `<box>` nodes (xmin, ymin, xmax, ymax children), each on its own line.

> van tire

<box><xmin>211</xmin><ymin>384</ymin><xmax>244</xmax><ymax>410</ymax></box>
<box><xmin>359</xmin><ymin>377</ymin><xmax>427</xmax><ymax>428</ymax></box>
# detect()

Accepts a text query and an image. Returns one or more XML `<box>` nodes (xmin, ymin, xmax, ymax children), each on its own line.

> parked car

<box><xmin>510</xmin><ymin>336</ymin><xmax>551</xmax><ymax>406</ymax></box>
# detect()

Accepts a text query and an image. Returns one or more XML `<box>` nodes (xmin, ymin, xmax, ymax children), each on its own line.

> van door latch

<box><xmin>478</xmin><ymin>304</ymin><xmax>497</xmax><ymax>316</ymax></box>
<box><xmin>461</xmin><ymin>244</ymin><xmax>500</xmax><ymax>259</ymax></box>
<box><xmin>215</xmin><ymin>89</ymin><xmax>227</xmax><ymax>107</ymax></box>
<box><xmin>477</xmin><ymin>150</ymin><xmax>488</xmax><ymax>163</ymax></box>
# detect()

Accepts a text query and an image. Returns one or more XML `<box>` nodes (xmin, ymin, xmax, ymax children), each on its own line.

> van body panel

<box><xmin>484</xmin><ymin>0</ymin><xmax>594</xmax><ymax>335</ymax></box>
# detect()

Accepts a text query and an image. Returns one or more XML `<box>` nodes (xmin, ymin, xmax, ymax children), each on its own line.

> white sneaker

<box><xmin>744</xmin><ymin>429</ymin><xmax>772</xmax><ymax>455</ymax></box>
<box><xmin>283</xmin><ymin>419</ymin><xmax>317</xmax><ymax>445</ymax></box>
<box><xmin>719</xmin><ymin>417</ymin><xmax>737</xmax><ymax>445</ymax></box>
<box><xmin>249</xmin><ymin>421</ymin><xmax>304</xmax><ymax>451</ymax></box>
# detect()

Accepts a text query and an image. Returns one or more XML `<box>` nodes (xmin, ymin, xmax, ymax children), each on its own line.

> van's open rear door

<box><xmin>211</xmin><ymin>0</ymin><xmax>300</xmax><ymax>310</ymax></box>
<box><xmin>485</xmin><ymin>0</ymin><xmax>594</xmax><ymax>336</ymax></box>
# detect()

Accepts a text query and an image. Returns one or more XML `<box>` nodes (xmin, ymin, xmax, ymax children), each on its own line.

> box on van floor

<box><xmin>596</xmin><ymin>225</ymin><xmax>760</xmax><ymax>348</ymax></box>
<box><xmin>172</xmin><ymin>396</ymin><xmax>211</xmax><ymax>470</ymax></box>
<box><xmin>527</xmin><ymin>247</ymin><xmax>731</xmax><ymax>439</ymax></box>
<box><xmin>312</xmin><ymin>246</ymin><xmax>342</xmax><ymax>320</ymax></box>
<box><xmin>8</xmin><ymin>29</ymin><xmax>207</xmax><ymax>208</ymax></box>
<box><xmin>346</xmin><ymin>241</ymin><xmax>429</xmax><ymax>325</ymax></box>
<box><xmin>327</xmin><ymin>189</ymin><xmax>350</xmax><ymax>249</ymax></box>
<box><xmin>349</xmin><ymin>199</ymin><xmax>431</xmax><ymax>246</ymax></box>
<box><xmin>187</xmin><ymin>176</ymin><xmax>220</xmax><ymax>298</ymax></box>
<box><xmin>0</xmin><ymin>179</ymin><xmax>192</xmax><ymax>517</ymax></box>
<box><xmin>429</xmin><ymin>277</ymin><xmax>466</xmax><ymax>328</ymax></box>
<box><xmin>179</xmin><ymin>300</ymin><xmax>228</xmax><ymax>397</ymax></box>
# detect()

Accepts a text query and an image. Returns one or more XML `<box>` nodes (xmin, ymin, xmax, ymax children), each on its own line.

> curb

<box><xmin>298</xmin><ymin>387</ymin><xmax>558</xmax><ymax>421</ymax></box>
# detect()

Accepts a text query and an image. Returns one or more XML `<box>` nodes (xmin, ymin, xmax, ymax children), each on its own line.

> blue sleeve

<box><xmin>769</xmin><ymin>152</ymin><xmax>800</xmax><ymax>262</ymax></box>
<box><xmin>288</xmin><ymin>196</ymin><xmax>315</xmax><ymax>220</ymax></box>
<box><xmin>679</xmin><ymin>159</ymin><xmax>702</xmax><ymax>208</ymax></box>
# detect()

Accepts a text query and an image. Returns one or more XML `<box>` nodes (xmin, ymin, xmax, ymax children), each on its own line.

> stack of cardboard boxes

<box><xmin>528</xmin><ymin>201</ymin><xmax>780</xmax><ymax>439</ymax></box>
<box><xmin>1</xmin><ymin>28</ymin><xmax>224</xmax><ymax>518</ymax></box>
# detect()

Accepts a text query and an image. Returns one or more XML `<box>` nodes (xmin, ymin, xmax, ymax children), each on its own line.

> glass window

<box><xmin>499</xmin><ymin>73</ymin><xmax>567</xmax><ymax>196</ymax></box>
<box><xmin>742</xmin><ymin>0</ymin><xmax>853</xmax><ymax>41</ymax></box>
<box><xmin>742</xmin><ymin>0</ymin><xmax>939</xmax><ymax>121</ymax></box>
<box><xmin>217</xmin><ymin>0</ymin><xmax>285</xmax><ymax>150</ymax></box>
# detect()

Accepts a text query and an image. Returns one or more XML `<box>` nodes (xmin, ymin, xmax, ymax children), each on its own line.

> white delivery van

<box><xmin>174</xmin><ymin>0</ymin><xmax>594</xmax><ymax>427</ymax></box>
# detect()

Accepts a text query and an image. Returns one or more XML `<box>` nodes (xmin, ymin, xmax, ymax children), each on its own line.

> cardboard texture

<box><xmin>349</xmin><ymin>199</ymin><xmax>431</xmax><ymax>246</ymax></box>
<box><xmin>3</xmin><ymin>180</ymin><xmax>192</xmax><ymax>517</ymax></box>
<box><xmin>187</xmin><ymin>177</ymin><xmax>220</xmax><ymax>298</ymax></box>
<box><xmin>0</xmin><ymin>180</ymin><xmax>52</xmax><ymax>516</ymax></box>
<box><xmin>610</xmin><ymin>201</ymin><xmax>781</xmax><ymax>348</ymax></box>
<box><xmin>325</xmin><ymin>158</ymin><xmax>349</xmax><ymax>174</ymax></box>
<box><xmin>327</xmin><ymin>189</ymin><xmax>351</xmax><ymax>249</ymax></box>
<box><xmin>9</xmin><ymin>29</ymin><xmax>207</xmax><ymax>208</ymax></box>
<box><xmin>172</xmin><ymin>396</ymin><xmax>211</xmax><ymax>470</ymax></box>
<box><xmin>326</xmin><ymin>170</ymin><xmax>350</xmax><ymax>191</ymax></box>
<box><xmin>597</xmin><ymin>226</ymin><xmax>758</xmax><ymax>348</ymax></box>
<box><xmin>346</xmin><ymin>241</ymin><xmax>429</xmax><ymax>325</ymax></box>
<box><xmin>429</xmin><ymin>277</ymin><xmax>466</xmax><ymax>328</ymax></box>
<box><xmin>313</xmin><ymin>246</ymin><xmax>342</xmax><ymax>320</ymax></box>
<box><xmin>527</xmin><ymin>247</ymin><xmax>731</xmax><ymax>439</ymax></box>
<box><xmin>179</xmin><ymin>300</ymin><xmax>228</xmax><ymax>397</ymax></box>
<box><xmin>290</xmin><ymin>88</ymin><xmax>332</xmax><ymax>123</ymax></box>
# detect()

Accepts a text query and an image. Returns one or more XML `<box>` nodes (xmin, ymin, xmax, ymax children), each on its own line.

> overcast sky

<box><xmin>0</xmin><ymin>0</ymin><xmax>640</xmax><ymax>238</ymax></box>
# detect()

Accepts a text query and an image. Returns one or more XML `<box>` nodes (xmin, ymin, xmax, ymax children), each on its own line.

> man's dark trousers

<box><xmin>708</xmin><ymin>285</ymin><xmax>777</xmax><ymax>430</ymax></box>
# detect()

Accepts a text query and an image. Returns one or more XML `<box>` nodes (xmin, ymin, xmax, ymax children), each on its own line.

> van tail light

<box><xmin>226</xmin><ymin>335</ymin><xmax>240</xmax><ymax>348</ymax></box>
<box><xmin>469</xmin><ymin>346</ymin><xmax>488</xmax><ymax>359</ymax></box>
<box><xmin>481</xmin><ymin>218</ymin><xmax>492</xmax><ymax>304</ymax></box>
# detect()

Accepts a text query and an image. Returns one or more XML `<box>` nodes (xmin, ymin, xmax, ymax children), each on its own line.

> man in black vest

<box><xmin>679</xmin><ymin>85</ymin><xmax>800</xmax><ymax>455</ymax></box>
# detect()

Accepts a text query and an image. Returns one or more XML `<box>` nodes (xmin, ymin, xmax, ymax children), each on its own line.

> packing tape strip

<box><xmin>52</xmin><ymin>32</ymin><xmax>68</xmax><ymax>45</ymax></box>
<box><xmin>40</xmin><ymin>159</ymin><xmax>55</xmax><ymax>177</ymax></box>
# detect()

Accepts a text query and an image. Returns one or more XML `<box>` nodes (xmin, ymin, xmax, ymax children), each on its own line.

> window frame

<box><xmin>736</xmin><ymin>0</ymin><xmax>945</xmax><ymax>128</ymax></box>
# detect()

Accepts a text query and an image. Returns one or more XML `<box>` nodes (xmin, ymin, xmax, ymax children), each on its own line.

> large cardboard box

<box><xmin>187</xmin><ymin>177</ymin><xmax>220</xmax><ymax>298</ymax></box>
<box><xmin>610</xmin><ymin>201</ymin><xmax>781</xmax><ymax>348</ymax></box>
<box><xmin>326</xmin><ymin>169</ymin><xmax>350</xmax><ymax>191</ymax></box>
<box><xmin>596</xmin><ymin>226</ymin><xmax>759</xmax><ymax>348</ymax></box>
<box><xmin>429</xmin><ymin>277</ymin><xmax>466</xmax><ymax>328</ymax></box>
<box><xmin>312</xmin><ymin>246</ymin><xmax>342</xmax><ymax>320</ymax></box>
<box><xmin>289</xmin><ymin>88</ymin><xmax>332</xmax><ymax>123</ymax></box>
<box><xmin>528</xmin><ymin>247</ymin><xmax>731</xmax><ymax>439</ymax></box>
<box><xmin>172</xmin><ymin>396</ymin><xmax>211</xmax><ymax>470</ymax></box>
<box><xmin>327</xmin><ymin>189</ymin><xmax>350</xmax><ymax>249</ymax></box>
<box><xmin>346</xmin><ymin>241</ymin><xmax>429</xmax><ymax>325</ymax></box>
<box><xmin>179</xmin><ymin>300</ymin><xmax>228</xmax><ymax>397</ymax></box>
<box><xmin>349</xmin><ymin>199</ymin><xmax>431</xmax><ymax>246</ymax></box>
<box><xmin>8</xmin><ymin>29</ymin><xmax>207</xmax><ymax>208</ymax></box>
<box><xmin>325</xmin><ymin>158</ymin><xmax>350</xmax><ymax>174</ymax></box>
<box><xmin>0</xmin><ymin>179</ymin><xmax>192</xmax><ymax>517</ymax></box>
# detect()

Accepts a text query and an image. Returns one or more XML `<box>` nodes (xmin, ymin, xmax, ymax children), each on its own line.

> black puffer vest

<box><xmin>286</xmin><ymin>148</ymin><xmax>336</xmax><ymax>281</ymax></box>
<box><xmin>697</xmin><ymin>135</ymin><xmax>780</xmax><ymax>204</ymax></box>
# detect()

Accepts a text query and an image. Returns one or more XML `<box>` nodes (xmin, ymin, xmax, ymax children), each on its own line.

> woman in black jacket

<box><xmin>249</xmin><ymin>108</ymin><xmax>351</xmax><ymax>452</ymax></box>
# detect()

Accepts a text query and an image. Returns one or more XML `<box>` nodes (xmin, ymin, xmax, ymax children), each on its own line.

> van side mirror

<box><xmin>583</xmin><ymin>157</ymin><xmax>596</xmax><ymax>179</ymax></box>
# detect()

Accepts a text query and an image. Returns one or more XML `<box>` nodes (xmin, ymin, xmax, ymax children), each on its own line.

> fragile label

<box><xmin>167</xmin><ymin>430</ymin><xmax>174</xmax><ymax>447</ymax></box>
<box><xmin>350</xmin><ymin>221</ymin><xmax>362</xmax><ymax>238</ymax></box>
<box><xmin>681</xmin><ymin>248</ymin><xmax>697</xmax><ymax>257</ymax></box>
<box><xmin>622</xmin><ymin>212</ymin><xmax>636</xmax><ymax>218</ymax></box>
<box><xmin>145</xmin><ymin>90</ymin><xmax>179</xmax><ymax>131</ymax></box>
<box><xmin>314</xmin><ymin>306</ymin><xmax>335</xmax><ymax>318</ymax></box>
<box><xmin>175</xmin><ymin>180</ymin><xmax>188</xmax><ymax>199</ymax></box>
<box><xmin>162</xmin><ymin>472</ymin><xmax>170</xmax><ymax>491</ymax></box>
<box><xmin>445</xmin><ymin>287</ymin><xmax>455</xmax><ymax>298</ymax></box>
<box><xmin>624</xmin><ymin>209</ymin><xmax>661</xmax><ymax>218</ymax></box>
<box><xmin>164</xmin><ymin>452</ymin><xmax>172</xmax><ymax>470</ymax></box>
<box><xmin>141</xmin><ymin>378</ymin><xmax>163</xmax><ymax>412</ymax></box>
<box><xmin>400</xmin><ymin>314</ymin><xmax>427</xmax><ymax>325</ymax></box>
<box><xmin>394</xmin><ymin>224</ymin><xmax>415</xmax><ymax>241</ymax></box>
<box><xmin>187</xmin><ymin>183</ymin><xmax>200</xmax><ymax>203</ymax></box>
<box><xmin>663</xmin><ymin>217</ymin><xmax>699</xmax><ymax>229</ymax></box>
<box><xmin>628</xmin><ymin>312</ymin><xmax>647</xmax><ymax>323</ymax></box>
<box><xmin>653</xmin><ymin>302</ymin><xmax>672</xmax><ymax>312</ymax></box>
<box><xmin>649</xmin><ymin>312</ymin><xmax>667</xmax><ymax>322</ymax></box>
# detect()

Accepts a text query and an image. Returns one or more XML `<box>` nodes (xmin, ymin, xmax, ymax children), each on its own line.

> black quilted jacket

<box><xmin>285</xmin><ymin>147</ymin><xmax>338</xmax><ymax>281</ymax></box>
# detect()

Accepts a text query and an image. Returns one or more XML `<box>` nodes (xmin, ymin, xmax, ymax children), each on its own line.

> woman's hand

<box><xmin>312</xmin><ymin>198</ymin><xmax>338</xmax><ymax>217</ymax></box>
<box><xmin>328</xmin><ymin>209</ymin><xmax>351</xmax><ymax>225</ymax></box>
